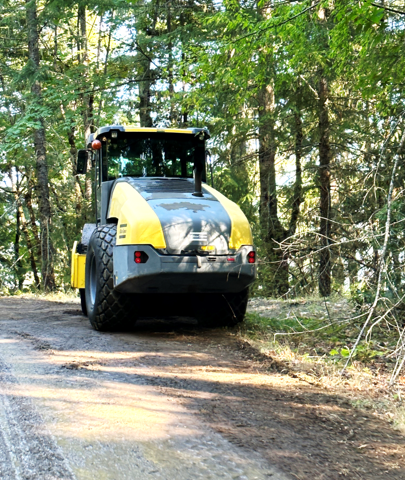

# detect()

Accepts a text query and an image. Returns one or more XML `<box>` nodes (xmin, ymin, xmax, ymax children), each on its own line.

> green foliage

<box><xmin>243</xmin><ymin>312</ymin><xmax>327</xmax><ymax>335</ymax></box>
<box><xmin>0</xmin><ymin>0</ymin><xmax>404</xmax><ymax>337</ymax></box>
<box><xmin>330</xmin><ymin>344</ymin><xmax>385</xmax><ymax>361</ymax></box>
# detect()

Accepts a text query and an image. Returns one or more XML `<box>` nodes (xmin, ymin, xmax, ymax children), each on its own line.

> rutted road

<box><xmin>0</xmin><ymin>296</ymin><xmax>404</xmax><ymax>480</ymax></box>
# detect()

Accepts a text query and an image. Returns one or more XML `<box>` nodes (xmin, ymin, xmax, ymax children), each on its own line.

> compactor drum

<box><xmin>71</xmin><ymin>126</ymin><xmax>256</xmax><ymax>330</ymax></box>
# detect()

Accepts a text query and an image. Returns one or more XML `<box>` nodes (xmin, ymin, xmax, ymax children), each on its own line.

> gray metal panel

<box><xmin>149</xmin><ymin>197</ymin><xmax>231</xmax><ymax>254</ymax></box>
<box><xmin>113</xmin><ymin>245</ymin><xmax>256</xmax><ymax>294</ymax></box>
<box><xmin>128</xmin><ymin>178</ymin><xmax>232</xmax><ymax>255</ymax></box>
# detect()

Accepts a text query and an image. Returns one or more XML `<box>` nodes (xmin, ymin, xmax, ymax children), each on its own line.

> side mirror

<box><xmin>77</xmin><ymin>150</ymin><xmax>90</xmax><ymax>174</ymax></box>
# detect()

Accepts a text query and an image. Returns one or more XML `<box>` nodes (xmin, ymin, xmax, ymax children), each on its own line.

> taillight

<box><xmin>134</xmin><ymin>251</ymin><xmax>149</xmax><ymax>264</ymax></box>
<box><xmin>248</xmin><ymin>251</ymin><xmax>255</xmax><ymax>264</ymax></box>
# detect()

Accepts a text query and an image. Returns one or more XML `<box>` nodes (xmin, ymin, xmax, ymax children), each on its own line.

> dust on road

<box><xmin>0</xmin><ymin>296</ymin><xmax>403</xmax><ymax>480</ymax></box>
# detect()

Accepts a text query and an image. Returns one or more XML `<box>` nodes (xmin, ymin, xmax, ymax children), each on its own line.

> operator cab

<box><xmin>77</xmin><ymin>126</ymin><xmax>210</xmax><ymax>224</ymax></box>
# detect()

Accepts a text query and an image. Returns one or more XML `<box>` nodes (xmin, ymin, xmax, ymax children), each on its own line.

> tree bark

<box><xmin>257</xmin><ymin>82</ymin><xmax>289</xmax><ymax>295</ymax></box>
<box><xmin>26</xmin><ymin>0</ymin><xmax>56</xmax><ymax>291</ymax></box>
<box><xmin>78</xmin><ymin>5</ymin><xmax>94</xmax><ymax>205</ymax></box>
<box><xmin>139</xmin><ymin>53</ymin><xmax>153</xmax><ymax>127</ymax></box>
<box><xmin>258</xmin><ymin>83</ymin><xmax>274</xmax><ymax>233</ymax></box>
<box><xmin>318</xmin><ymin>75</ymin><xmax>332</xmax><ymax>297</ymax></box>
<box><xmin>289</xmin><ymin>97</ymin><xmax>303</xmax><ymax>237</ymax></box>
<box><xmin>67</xmin><ymin>125</ymin><xmax>82</xmax><ymax>218</ymax></box>
<box><xmin>97</xmin><ymin>12</ymin><xmax>113</xmax><ymax>124</ymax></box>
<box><xmin>50</xmin><ymin>184</ymin><xmax>70</xmax><ymax>252</ymax></box>
<box><xmin>167</xmin><ymin>0</ymin><xmax>175</xmax><ymax>124</ymax></box>
<box><xmin>14</xmin><ymin>184</ymin><xmax>40</xmax><ymax>289</ymax></box>
<box><xmin>12</xmin><ymin>180</ymin><xmax>24</xmax><ymax>291</ymax></box>
<box><xmin>24</xmin><ymin>184</ymin><xmax>41</xmax><ymax>260</ymax></box>
<box><xmin>138</xmin><ymin>2</ymin><xmax>158</xmax><ymax>128</ymax></box>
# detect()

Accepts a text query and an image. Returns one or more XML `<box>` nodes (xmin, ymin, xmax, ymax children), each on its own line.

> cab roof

<box><xmin>86</xmin><ymin>125</ymin><xmax>210</xmax><ymax>147</ymax></box>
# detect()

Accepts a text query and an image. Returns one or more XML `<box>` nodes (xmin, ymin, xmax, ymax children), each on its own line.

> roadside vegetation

<box><xmin>241</xmin><ymin>295</ymin><xmax>405</xmax><ymax>432</ymax></box>
<box><xmin>2</xmin><ymin>0</ymin><xmax>405</xmax><ymax>398</ymax></box>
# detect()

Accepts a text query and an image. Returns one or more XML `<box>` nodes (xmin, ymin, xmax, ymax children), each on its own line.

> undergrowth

<box><xmin>239</xmin><ymin>297</ymin><xmax>405</xmax><ymax>433</ymax></box>
<box><xmin>5</xmin><ymin>289</ymin><xmax>80</xmax><ymax>302</ymax></box>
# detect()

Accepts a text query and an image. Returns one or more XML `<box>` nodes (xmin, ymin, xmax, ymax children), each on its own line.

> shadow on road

<box><xmin>2</xmin><ymin>297</ymin><xmax>405</xmax><ymax>480</ymax></box>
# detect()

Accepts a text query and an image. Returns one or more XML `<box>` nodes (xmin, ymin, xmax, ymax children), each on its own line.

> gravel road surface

<box><xmin>0</xmin><ymin>296</ymin><xmax>404</xmax><ymax>480</ymax></box>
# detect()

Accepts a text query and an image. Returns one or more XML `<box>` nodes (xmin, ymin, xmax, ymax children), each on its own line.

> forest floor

<box><xmin>245</xmin><ymin>296</ymin><xmax>405</xmax><ymax>434</ymax></box>
<box><xmin>0</xmin><ymin>295</ymin><xmax>404</xmax><ymax>479</ymax></box>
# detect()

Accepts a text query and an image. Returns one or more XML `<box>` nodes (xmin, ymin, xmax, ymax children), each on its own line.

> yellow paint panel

<box><xmin>203</xmin><ymin>184</ymin><xmax>253</xmax><ymax>250</ymax></box>
<box><xmin>71</xmin><ymin>241</ymin><xmax>86</xmax><ymax>288</ymax></box>
<box><xmin>200</xmin><ymin>245</ymin><xmax>215</xmax><ymax>251</ymax></box>
<box><xmin>108</xmin><ymin>182</ymin><xmax>166</xmax><ymax>248</ymax></box>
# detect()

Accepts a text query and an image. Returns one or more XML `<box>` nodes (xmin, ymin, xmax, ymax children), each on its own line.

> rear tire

<box><xmin>79</xmin><ymin>289</ymin><xmax>87</xmax><ymax>316</ymax></box>
<box><xmin>85</xmin><ymin>224</ymin><xmax>134</xmax><ymax>331</ymax></box>
<box><xmin>194</xmin><ymin>288</ymin><xmax>249</xmax><ymax>327</ymax></box>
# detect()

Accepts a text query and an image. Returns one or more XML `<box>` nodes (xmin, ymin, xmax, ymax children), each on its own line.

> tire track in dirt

<box><xmin>0</xmin><ymin>298</ymin><xmax>284</xmax><ymax>480</ymax></box>
<box><xmin>0</xmin><ymin>296</ymin><xmax>404</xmax><ymax>479</ymax></box>
<box><xmin>0</xmin><ymin>357</ymin><xmax>75</xmax><ymax>480</ymax></box>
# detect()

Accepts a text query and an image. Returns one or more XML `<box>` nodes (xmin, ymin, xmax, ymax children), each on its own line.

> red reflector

<box><xmin>227</xmin><ymin>257</ymin><xmax>235</xmax><ymax>262</ymax></box>
<box><xmin>248</xmin><ymin>251</ymin><xmax>255</xmax><ymax>257</ymax></box>
<box><xmin>134</xmin><ymin>250</ymin><xmax>149</xmax><ymax>264</ymax></box>
<box><xmin>248</xmin><ymin>257</ymin><xmax>255</xmax><ymax>263</ymax></box>
<box><xmin>248</xmin><ymin>251</ymin><xmax>256</xmax><ymax>263</ymax></box>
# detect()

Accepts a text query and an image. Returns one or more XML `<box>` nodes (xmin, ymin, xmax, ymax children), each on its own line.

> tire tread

<box><xmin>86</xmin><ymin>224</ymin><xmax>133</xmax><ymax>331</ymax></box>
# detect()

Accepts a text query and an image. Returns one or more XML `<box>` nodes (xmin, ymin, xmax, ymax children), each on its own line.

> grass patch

<box><xmin>5</xmin><ymin>289</ymin><xmax>80</xmax><ymax>303</ymax></box>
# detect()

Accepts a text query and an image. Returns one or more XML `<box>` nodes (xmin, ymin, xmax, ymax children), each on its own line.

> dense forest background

<box><xmin>1</xmin><ymin>0</ymin><xmax>405</xmax><ymax>313</ymax></box>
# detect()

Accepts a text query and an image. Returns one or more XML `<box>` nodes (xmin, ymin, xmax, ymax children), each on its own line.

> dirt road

<box><xmin>0</xmin><ymin>297</ymin><xmax>403</xmax><ymax>480</ymax></box>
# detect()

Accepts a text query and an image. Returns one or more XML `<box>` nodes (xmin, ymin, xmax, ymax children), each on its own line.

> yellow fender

<box><xmin>71</xmin><ymin>241</ymin><xmax>86</xmax><ymax>288</ymax></box>
<box><xmin>203</xmin><ymin>184</ymin><xmax>253</xmax><ymax>250</ymax></box>
<box><xmin>108</xmin><ymin>182</ymin><xmax>167</xmax><ymax>248</ymax></box>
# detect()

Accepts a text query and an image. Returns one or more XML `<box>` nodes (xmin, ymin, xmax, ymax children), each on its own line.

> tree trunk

<box><xmin>13</xmin><ymin>181</ymin><xmax>24</xmax><ymax>290</ymax></box>
<box><xmin>67</xmin><ymin>126</ymin><xmax>82</xmax><ymax>217</ymax></box>
<box><xmin>138</xmin><ymin>2</ymin><xmax>159</xmax><ymax>127</ymax></box>
<box><xmin>258</xmin><ymin>83</ymin><xmax>274</xmax><ymax>233</ymax></box>
<box><xmin>257</xmin><ymin>82</ymin><xmax>289</xmax><ymax>295</ymax></box>
<box><xmin>26</xmin><ymin>0</ymin><xmax>56</xmax><ymax>291</ymax></box>
<box><xmin>78</xmin><ymin>5</ymin><xmax>94</xmax><ymax>205</ymax></box>
<box><xmin>167</xmin><ymin>0</ymin><xmax>175</xmax><ymax>124</ymax></box>
<box><xmin>24</xmin><ymin>184</ymin><xmax>41</xmax><ymax>259</ymax></box>
<box><xmin>289</xmin><ymin>92</ymin><xmax>303</xmax><ymax>237</ymax></box>
<box><xmin>181</xmin><ymin>52</ymin><xmax>188</xmax><ymax>127</ymax></box>
<box><xmin>12</xmin><ymin>170</ymin><xmax>40</xmax><ymax>289</ymax></box>
<box><xmin>67</xmin><ymin>121</ymin><xmax>84</xmax><ymax>238</ymax></box>
<box><xmin>318</xmin><ymin>75</ymin><xmax>331</xmax><ymax>297</ymax></box>
<box><xmin>139</xmin><ymin>53</ymin><xmax>153</xmax><ymax>127</ymax></box>
<box><xmin>97</xmin><ymin>12</ymin><xmax>113</xmax><ymax>124</ymax></box>
<box><xmin>14</xmin><ymin>188</ymin><xmax>40</xmax><ymax>289</ymax></box>
<box><xmin>50</xmin><ymin>184</ymin><xmax>70</xmax><ymax>252</ymax></box>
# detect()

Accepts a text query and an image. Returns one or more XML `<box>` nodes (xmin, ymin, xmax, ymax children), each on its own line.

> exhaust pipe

<box><xmin>193</xmin><ymin>165</ymin><xmax>203</xmax><ymax>197</ymax></box>
<box><xmin>192</xmin><ymin>139</ymin><xmax>205</xmax><ymax>197</ymax></box>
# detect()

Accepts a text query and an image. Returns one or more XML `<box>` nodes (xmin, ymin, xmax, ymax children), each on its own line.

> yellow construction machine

<box><xmin>71</xmin><ymin>126</ymin><xmax>256</xmax><ymax>330</ymax></box>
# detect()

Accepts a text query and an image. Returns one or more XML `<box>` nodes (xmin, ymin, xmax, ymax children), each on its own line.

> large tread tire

<box><xmin>194</xmin><ymin>288</ymin><xmax>249</xmax><ymax>328</ymax></box>
<box><xmin>79</xmin><ymin>288</ymin><xmax>87</xmax><ymax>316</ymax></box>
<box><xmin>85</xmin><ymin>224</ymin><xmax>134</xmax><ymax>331</ymax></box>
